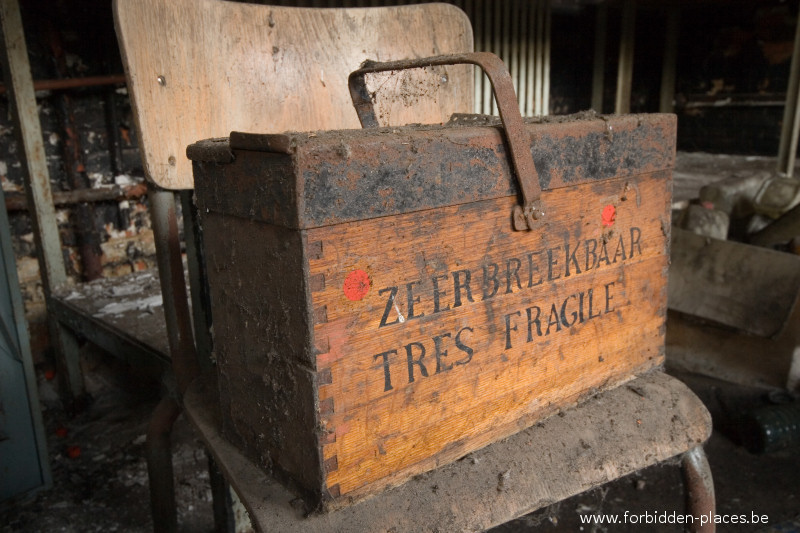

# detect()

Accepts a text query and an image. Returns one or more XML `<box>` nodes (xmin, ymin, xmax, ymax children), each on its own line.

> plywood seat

<box><xmin>184</xmin><ymin>370</ymin><xmax>711</xmax><ymax>532</ymax></box>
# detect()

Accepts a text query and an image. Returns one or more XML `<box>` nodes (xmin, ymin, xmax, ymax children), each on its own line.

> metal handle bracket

<box><xmin>348</xmin><ymin>52</ymin><xmax>545</xmax><ymax>231</ymax></box>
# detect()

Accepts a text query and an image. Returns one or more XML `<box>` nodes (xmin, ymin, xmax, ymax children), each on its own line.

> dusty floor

<box><xmin>1</xmin><ymin>347</ymin><xmax>798</xmax><ymax>532</ymax></box>
<box><xmin>0</xmin><ymin>351</ymin><xmax>214</xmax><ymax>533</ymax></box>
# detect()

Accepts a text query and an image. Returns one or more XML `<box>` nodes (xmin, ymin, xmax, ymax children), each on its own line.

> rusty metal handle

<box><xmin>348</xmin><ymin>52</ymin><xmax>544</xmax><ymax>230</ymax></box>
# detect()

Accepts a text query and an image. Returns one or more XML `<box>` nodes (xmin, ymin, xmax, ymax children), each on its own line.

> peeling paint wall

<box><xmin>2</xmin><ymin>1</ymin><xmax>156</xmax><ymax>357</ymax></box>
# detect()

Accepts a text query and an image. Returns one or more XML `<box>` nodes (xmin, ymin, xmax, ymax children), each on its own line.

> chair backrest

<box><xmin>113</xmin><ymin>0</ymin><xmax>474</xmax><ymax>190</ymax></box>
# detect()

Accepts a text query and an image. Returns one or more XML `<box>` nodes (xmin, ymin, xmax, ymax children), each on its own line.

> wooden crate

<box><xmin>190</xmin><ymin>112</ymin><xmax>675</xmax><ymax>510</ymax></box>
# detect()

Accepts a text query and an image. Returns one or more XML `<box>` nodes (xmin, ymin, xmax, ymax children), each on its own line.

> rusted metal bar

<box><xmin>143</xmin><ymin>190</ymin><xmax>197</xmax><ymax>533</ymax></box>
<box><xmin>0</xmin><ymin>74</ymin><xmax>126</xmax><ymax>95</ymax></box>
<box><xmin>208</xmin><ymin>454</ymin><xmax>234</xmax><ymax>533</ymax></box>
<box><xmin>349</xmin><ymin>52</ymin><xmax>544</xmax><ymax>231</ymax></box>
<box><xmin>149</xmin><ymin>188</ymin><xmax>199</xmax><ymax>395</ymax></box>
<box><xmin>682</xmin><ymin>446</ymin><xmax>716</xmax><ymax>533</ymax></box>
<box><xmin>146</xmin><ymin>396</ymin><xmax>181</xmax><ymax>533</ymax></box>
<box><xmin>4</xmin><ymin>182</ymin><xmax>147</xmax><ymax>211</ymax></box>
<box><xmin>47</xmin><ymin>22</ymin><xmax>104</xmax><ymax>282</ymax></box>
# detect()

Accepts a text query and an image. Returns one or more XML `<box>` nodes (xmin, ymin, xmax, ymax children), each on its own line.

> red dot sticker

<box><xmin>66</xmin><ymin>445</ymin><xmax>81</xmax><ymax>459</ymax></box>
<box><xmin>343</xmin><ymin>270</ymin><xmax>371</xmax><ymax>301</ymax></box>
<box><xmin>601</xmin><ymin>204</ymin><xmax>616</xmax><ymax>227</ymax></box>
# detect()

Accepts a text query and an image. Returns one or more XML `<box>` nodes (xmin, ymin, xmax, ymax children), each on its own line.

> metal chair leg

<box><xmin>147</xmin><ymin>188</ymin><xmax>201</xmax><ymax>532</ymax></box>
<box><xmin>149</xmin><ymin>189</ymin><xmax>199</xmax><ymax>394</ymax></box>
<box><xmin>146</xmin><ymin>396</ymin><xmax>181</xmax><ymax>533</ymax></box>
<box><xmin>208</xmin><ymin>453</ymin><xmax>235</xmax><ymax>533</ymax></box>
<box><xmin>682</xmin><ymin>446</ymin><xmax>715</xmax><ymax>533</ymax></box>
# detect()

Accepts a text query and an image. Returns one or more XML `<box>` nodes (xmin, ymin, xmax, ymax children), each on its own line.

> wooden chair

<box><xmin>114</xmin><ymin>0</ymin><xmax>716</xmax><ymax>530</ymax></box>
<box><xmin>114</xmin><ymin>0</ymin><xmax>473</xmax><ymax>529</ymax></box>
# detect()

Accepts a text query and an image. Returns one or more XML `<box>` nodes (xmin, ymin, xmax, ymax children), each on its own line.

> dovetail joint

<box><xmin>324</xmin><ymin>455</ymin><xmax>339</xmax><ymax>474</ymax></box>
<box><xmin>318</xmin><ymin>367</ymin><xmax>333</xmax><ymax>386</ymax></box>
<box><xmin>320</xmin><ymin>397</ymin><xmax>334</xmax><ymax>415</ymax></box>
<box><xmin>308</xmin><ymin>240</ymin><xmax>323</xmax><ymax>260</ymax></box>
<box><xmin>313</xmin><ymin>305</ymin><xmax>328</xmax><ymax>324</ymax></box>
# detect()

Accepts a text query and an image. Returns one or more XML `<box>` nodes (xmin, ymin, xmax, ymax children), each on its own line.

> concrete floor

<box><xmin>1</xmin><ymin>347</ymin><xmax>798</xmax><ymax>532</ymax></box>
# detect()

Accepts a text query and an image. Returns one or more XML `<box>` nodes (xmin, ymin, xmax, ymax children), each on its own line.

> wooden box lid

<box><xmin>189</xmin><ymin>113</ymin><xmax>676</xmax><ymax>230</ymax></box>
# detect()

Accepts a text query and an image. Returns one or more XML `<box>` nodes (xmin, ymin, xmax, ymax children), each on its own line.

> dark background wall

<box><xmin>549</xmin><ymin>1</ymin><xmax>797</xmax><ymax>154</ymax></box>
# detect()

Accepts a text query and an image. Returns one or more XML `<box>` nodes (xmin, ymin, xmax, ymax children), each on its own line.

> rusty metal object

<box><xmin>682</xmin><ymin>446</ymin><xmax>716</xmax><ymax>533</ymax></box>
<box><xmin>348</xmin><ymin>52</ymin><xmax>545</xmax><ymax>231</ymax></box>
<box><xmin>0</xmin><ymin>74</ymin><xmax>127</xmax><ymax>95</ymax></box>
<box><xmin>146</xmin><ymin>188</ymin><xmax>199</xmax><ymax>532</ymax></box>
<box><xmin>208</xmin><ymin>454</ymin><xmax>234</xmax><ymax>533</ymax></box>
<box><xmin>146</xmin><ymin>396</ymin><xmax>181</xmax><ymax>533</ymax></box>
<box><xmin>4</xmin><ymin>182</ymin><xmax>147</xmax><ymax>211</ymax></box>
<box><xmin>148</xmin><ymin>189</ymin><xmax>198</xmax><ymax>395</ymax></box>
<box><xmin>47</xmin><ymin>22</ymin><xmax>104</xmax><ymax>281</ymax></box>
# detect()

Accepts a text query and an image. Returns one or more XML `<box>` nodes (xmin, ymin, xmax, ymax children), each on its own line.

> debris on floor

<box><xmin>0</xmin><ymin>350</ymin><xmax>213</xmax><ymax>533</ymax></box>
<box><xmin>668</xmin><ymin>153</ymin><xmax>800</xmax><ymax>391</ymax></box>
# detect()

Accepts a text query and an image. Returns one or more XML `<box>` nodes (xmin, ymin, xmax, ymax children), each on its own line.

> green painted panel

<box><xmin>0</xmin><ymin>184</ymin><xmax>50</xmax><ymax>502</ymax></box>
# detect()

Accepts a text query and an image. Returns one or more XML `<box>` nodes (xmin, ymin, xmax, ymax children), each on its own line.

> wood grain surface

<box><xmin>309</xmin><ymin>172</ymin><xmax>670</xmax><ymax>503</ymax></box>
<box><xmin>114</xmin><ymin>0</ymin><xmax>474</xmax><ymax>189</ymax></box>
